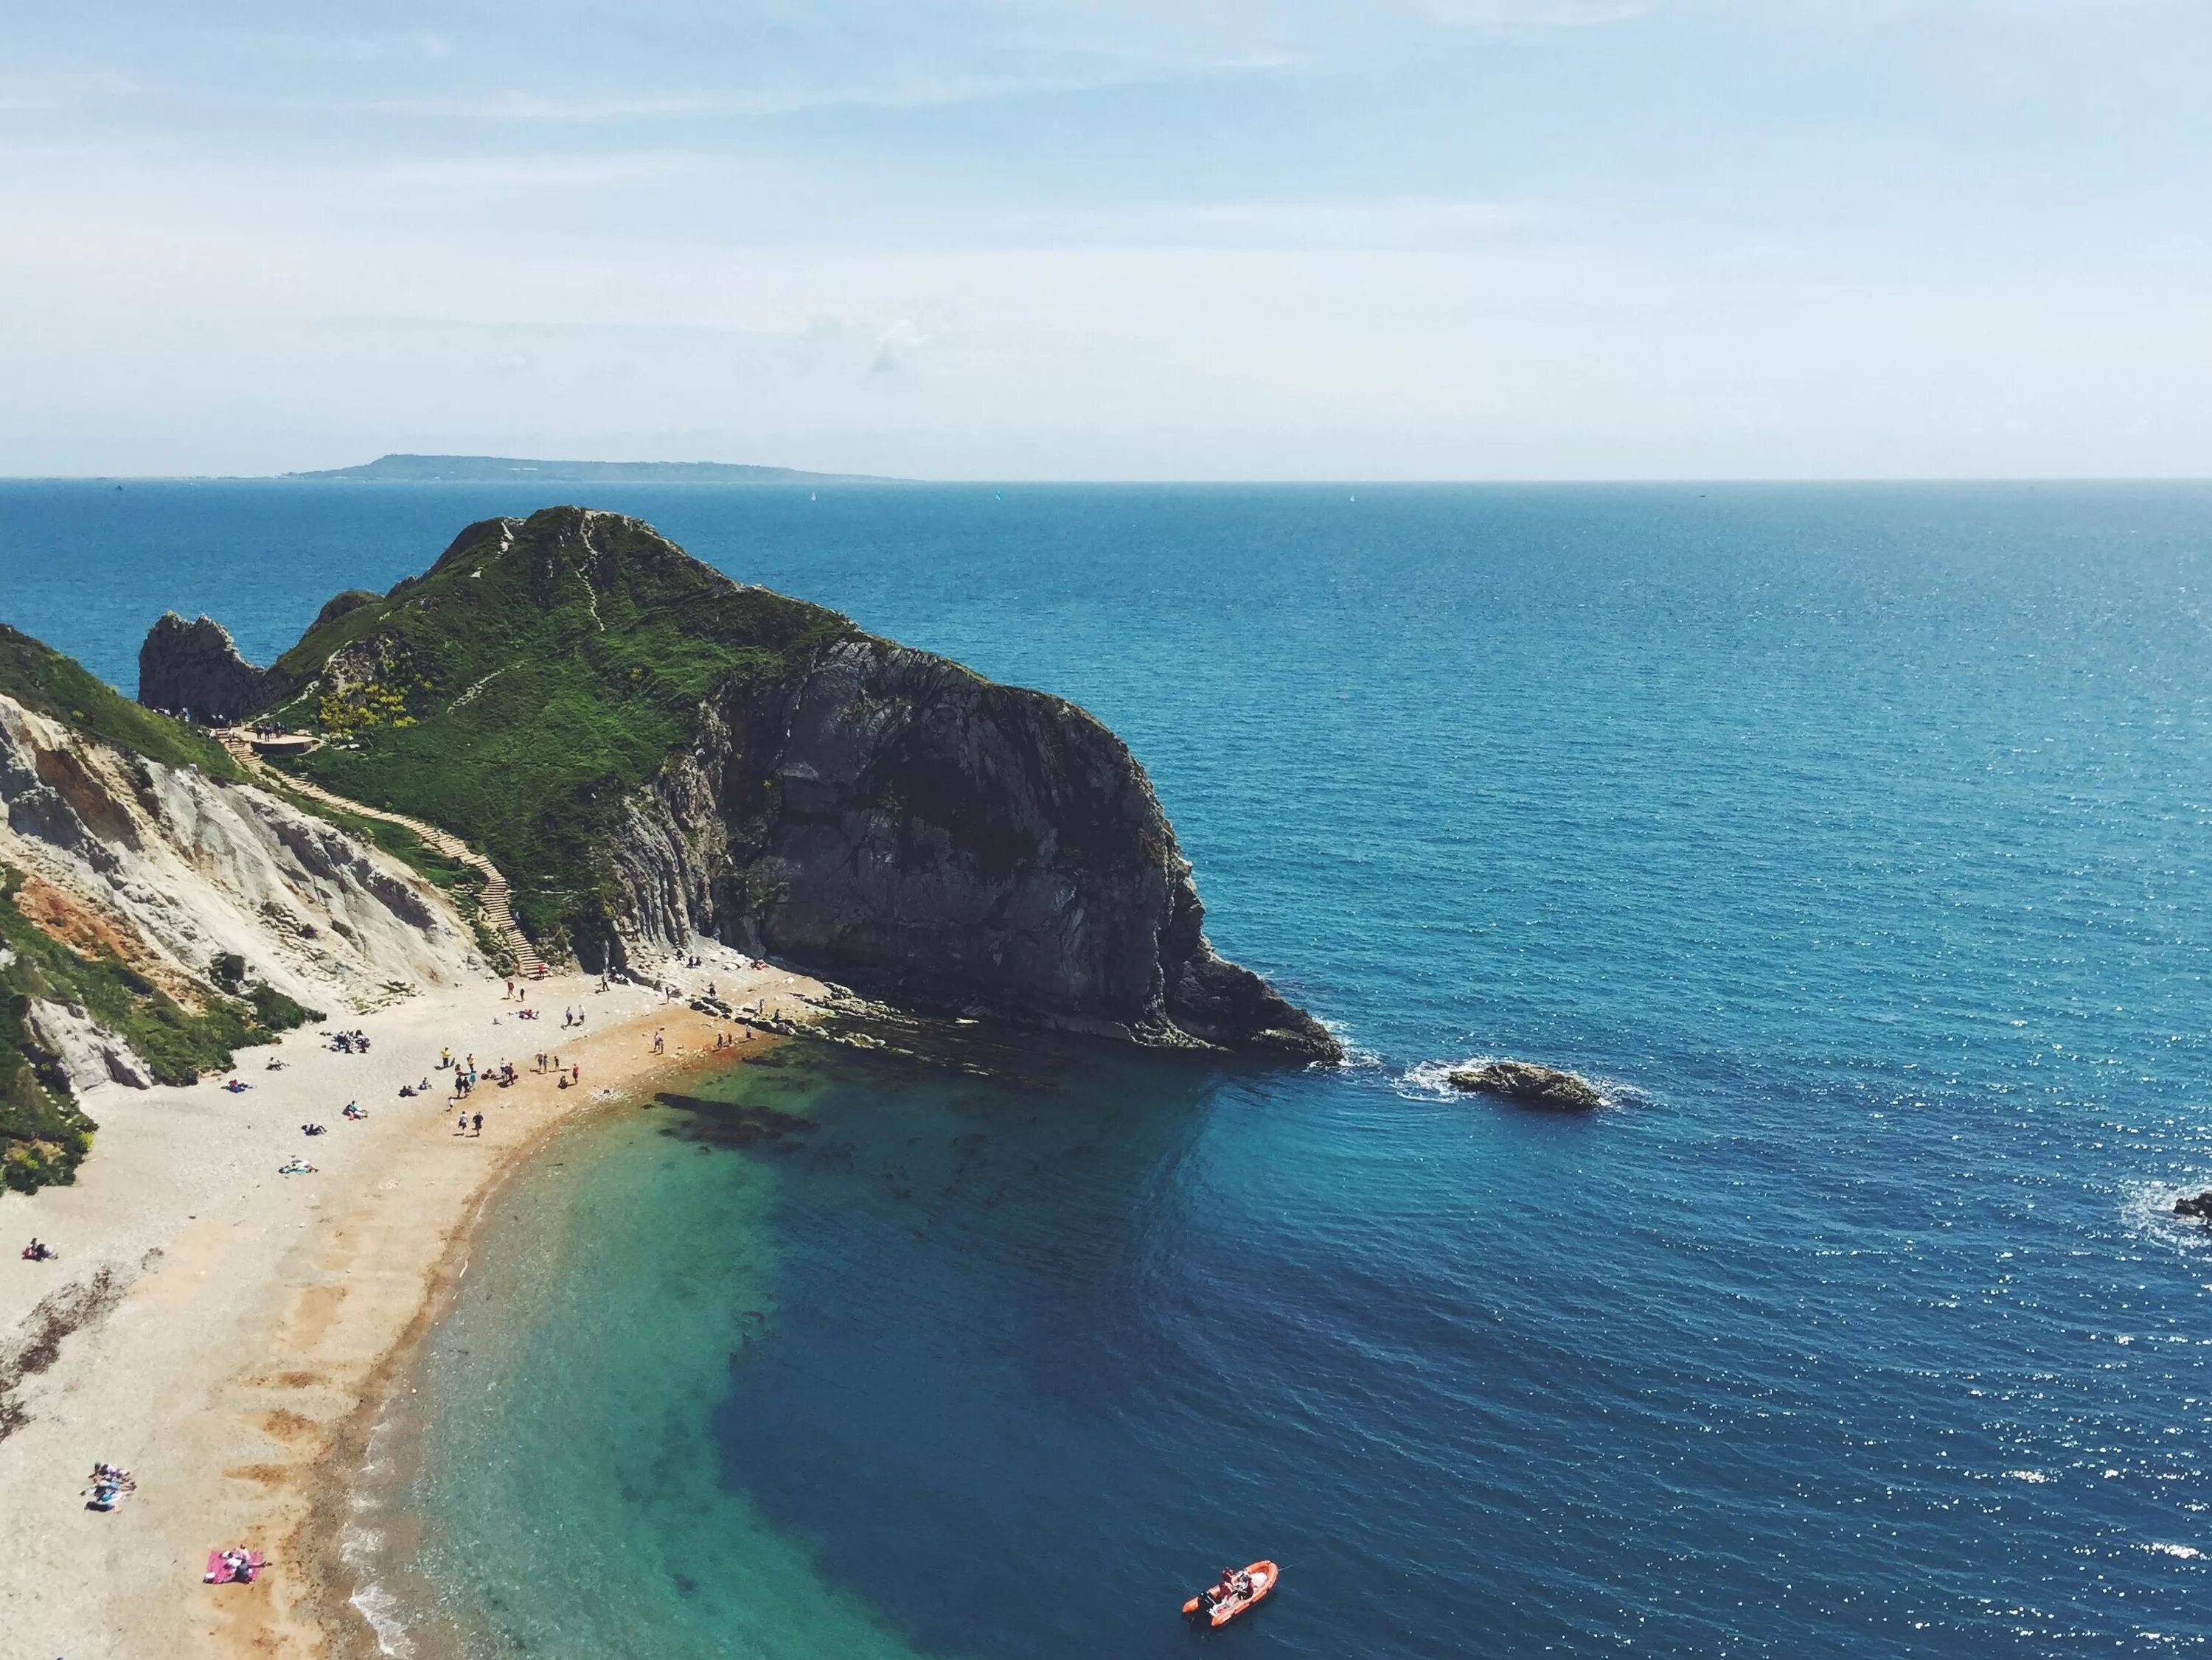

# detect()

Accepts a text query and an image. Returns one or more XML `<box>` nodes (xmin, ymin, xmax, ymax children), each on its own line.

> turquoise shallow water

<box><xmin>5</xmin><ymin>481</ymin><xmax>2212</xmax><ymax>1654</ymax></box>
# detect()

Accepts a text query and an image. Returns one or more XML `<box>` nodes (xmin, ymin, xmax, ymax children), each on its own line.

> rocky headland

<box><xmin>1447</xmin><ymin>1059</ymin><xmax>1607</xmax><ymax>1111</ymax></box>
<box><xmin>139</xmin><ymin>506</ymin><xmax>1338</xmax><ymax>1062</ymax></box>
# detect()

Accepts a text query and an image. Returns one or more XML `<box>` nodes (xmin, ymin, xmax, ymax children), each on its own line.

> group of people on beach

<box><xmin>86</xmin><ymin>1461</ymin><xmax>135</xmax><ymax>1511</ymax></box>
<box><xmin>328</xmin><ymin>1028</ymin><xmax>371</xmax><ymax>1054</ymax></box>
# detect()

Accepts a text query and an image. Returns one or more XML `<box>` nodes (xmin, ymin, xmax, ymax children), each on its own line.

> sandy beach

<box><xmin>0</xmin><ymin>944</ymin><xmax>825</xmax><ymax>1660</ymax></box>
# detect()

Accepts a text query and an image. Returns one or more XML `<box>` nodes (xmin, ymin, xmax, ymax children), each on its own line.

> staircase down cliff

<box><xmin>161</xmin><ymin>507</ymin><xmax>1338</xmax><ymax>1061</ymax></box>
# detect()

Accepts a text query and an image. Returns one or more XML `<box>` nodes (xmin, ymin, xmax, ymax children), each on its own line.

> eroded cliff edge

<box><xmin>150</xmin><ymin>507</ymin><xmax>1338</xmax><ymax>1062</ymax></box>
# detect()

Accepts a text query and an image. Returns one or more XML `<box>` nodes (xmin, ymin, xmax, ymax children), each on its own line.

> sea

<box><xmin>3</xmin><ymin>479</ymin><xmax>2210</xmax><ymax>1656</ymax></box>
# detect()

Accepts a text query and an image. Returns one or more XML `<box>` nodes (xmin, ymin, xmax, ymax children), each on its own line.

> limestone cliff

<box><xmin>137</xmin><ymin>613</ymin><xmax>286</xmax><ymax>724</ymax></box>
<box><xmin>609</xmin><ymin>639</ymin><xmax>1334</xmax><ymax>1055</ymax></box>
<box><xmin>0</xmin><ymin>694</ymin><xmax>478</xmax><ymax>1016</ymax></box>
<box><xmin>0</xmin><ymin>649</ymin><xmax>484</xmax><ymax>1190</ymax></box>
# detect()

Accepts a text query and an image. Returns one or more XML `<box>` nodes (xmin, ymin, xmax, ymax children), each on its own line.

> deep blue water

<box><xmin>6</xmin><ymin>481</ymin><xmax>2212</xmax><ymax>1655</ymax></box>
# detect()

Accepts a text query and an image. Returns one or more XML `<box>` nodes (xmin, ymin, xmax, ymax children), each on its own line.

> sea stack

<box><xmin>136</xmin><ymin>613</ymin><xmax>282</xmax><ymax>723</ymax></box>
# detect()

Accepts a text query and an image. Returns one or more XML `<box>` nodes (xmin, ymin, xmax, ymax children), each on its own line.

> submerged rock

<box><xmin>1446</xmin><ymin>1059</ymin><xmax>1605</xmax><ymax>1111</ymax></box>
<box><xmin>136</xmin><ymin>613</ymin><xmax>284</xmax><ymax>725</ymax></box>
<box><xmin>2174</xmin><ymin>1190</ymin><xmax>2212</xmax><ymax>1221</ymax></box>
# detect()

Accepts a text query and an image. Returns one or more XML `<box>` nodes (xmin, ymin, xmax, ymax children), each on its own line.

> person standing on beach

<box><xmin>653</xmin><ymin>1028</ymin><xmax>664</xmax><ymax>1054</ymax></box>
<box><xmin>473</xmin><ymin>1112</ymin><xmax>483</xmax><ymax>1137</ymax></box>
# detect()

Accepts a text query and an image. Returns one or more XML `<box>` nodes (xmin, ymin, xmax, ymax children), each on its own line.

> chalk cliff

<box><xmin>1</xmin><ymin>622</ymin><xmax>483</xmax><ymax>1188</ymax></box>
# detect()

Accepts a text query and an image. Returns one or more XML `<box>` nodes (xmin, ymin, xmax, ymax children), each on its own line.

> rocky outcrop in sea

<box><xmin>1447</xmin><ymin>1059</ymin><xmax>1606</xmax><ymax>1110</ymax></box>
<box><xmin>136</xmin><ymin>613</ymin><xmax>285</xmax><ymax>724</ymax></box>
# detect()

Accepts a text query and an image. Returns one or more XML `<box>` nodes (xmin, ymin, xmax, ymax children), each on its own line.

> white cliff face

<box><xmin>0</xmin><ymin>695</ymin><xmax>482</xmax><ymax>1056</ymax></box>
<box><xmin>21</xmin><ymin>998</ymin><xmax>153</xmax><ymax>1092</ymax></box>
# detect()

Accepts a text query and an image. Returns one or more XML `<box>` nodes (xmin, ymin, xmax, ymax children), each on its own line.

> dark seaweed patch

<box><xmin>651</xmin><ymin>1090</ymin><xmax>815</xmax><ymax>1151</ymax></box>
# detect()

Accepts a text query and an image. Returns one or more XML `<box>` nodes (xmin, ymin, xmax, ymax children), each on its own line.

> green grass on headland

<box><xmin>0</xmin><ymin>624</ymin><xmax>243</xmax><ymax>781</ymax></box>
<box><xmin>268</xmin><ymin>507</ymin><xmax>860</xmax><ymax>958</ymax></box>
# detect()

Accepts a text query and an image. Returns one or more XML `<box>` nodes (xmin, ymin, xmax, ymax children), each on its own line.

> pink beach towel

<box><xmin>204</xmin><ymin>1549</ymin><xmax>265</xmax><ymax>1584</ymax></box>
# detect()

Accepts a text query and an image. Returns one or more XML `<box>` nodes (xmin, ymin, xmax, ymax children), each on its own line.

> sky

<box><xmin>2</xmin><ymin>1</ymin><xmax>2208</xmax><ymax>480</ymax></box>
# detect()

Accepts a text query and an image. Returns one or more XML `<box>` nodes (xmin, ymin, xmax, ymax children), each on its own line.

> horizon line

<box><xmin>5</xmin><ymin>472</ymin><xmax>2212</xmax><ymax>487</ymax></box>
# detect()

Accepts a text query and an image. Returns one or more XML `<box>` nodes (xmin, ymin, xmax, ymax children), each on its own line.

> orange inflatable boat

<box><xmin>1183</xmin><ymin>1560</ymin><xmax>1278</xmax><ymax>1627</ymax></box>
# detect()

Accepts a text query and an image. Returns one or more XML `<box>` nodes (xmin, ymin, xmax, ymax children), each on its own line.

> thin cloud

<box><xmin>1405</xmin><ymin>0</ymin><xmax>1655</xmax><ymax>24</ymax></box>
<box><xmin>344</xmin><ymin>57</ymin><xmax>1301</xmax><ymax>125</ymax></box>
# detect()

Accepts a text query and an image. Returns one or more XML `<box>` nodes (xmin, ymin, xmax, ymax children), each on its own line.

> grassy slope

<box><xmin>268</xmin><ymin>509</ymin><xmax>858</xmax><ymax>954</ymax></box>
<box><xmin>0</xmin><ymin>627</ymin><xmax>318</xmax><ymax>1190</ymax></box>
<box><xmin>0</xmin><ymin>624</ymin><xmax>243</xmax><ymax>781</ymax></box>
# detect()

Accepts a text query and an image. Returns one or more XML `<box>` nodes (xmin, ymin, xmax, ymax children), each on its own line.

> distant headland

<box><xmin>282</xmin><ymin>453</ymin><xmax>898</xmax><ymax>484</ymax></box>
